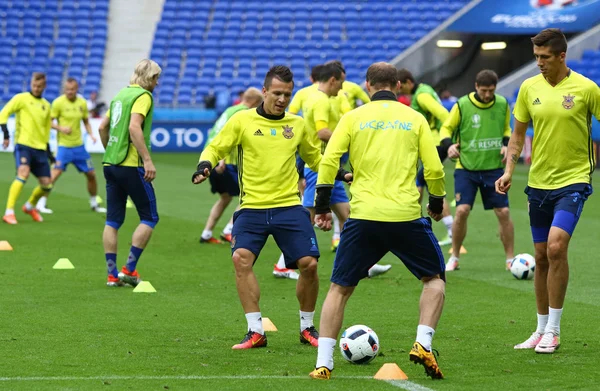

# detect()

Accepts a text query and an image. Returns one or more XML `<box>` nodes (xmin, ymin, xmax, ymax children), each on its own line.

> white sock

<box><xmin>222</xmin><ymin>223</ymin><xmax>234</xmax><ymax>235</ymax></box>
<box><xmin>24</xmin><ymin>201</ymin><xmax>33</xmax><ymax>210</ymax></box>
<box><xmin>448</xmin><ymin>255</ymin><xmax>459</xmax><ymax>264</ymax></box>
<box><xmin>5</xmin><ymin>208</ymin><xmax>14</xmax><ymax>216</ymax></box>
<box><xmin>300</xmin><ymin>310</ymin><xmax>314</xmax><ymax>330</ymax></box>
<box><xmin>332</xmin><ymin>213</ymin><xmax>341</xmax><ymax>240</ymax></box>
<box><xmin>201</xmin><ymin>230</ymin><xmax>213</xmax><ymax>240</ymax></box>
<box><xmin>90</xmin><ymin>195</ymin><xmax>98</xmax><ymax>208</ymax></box>
<box><xmin>536</xmin><ymin>313</ymin><xmax>549</xmax><ymax>334</ymax></box>
<box><xmin>315</xmin><ymin>337</ymin><xmax>336</xmax><ymax>370</ymax></box>
<box><xmin>545</xmin><ymin>307</ymin><xmax>562</xmax><ymax>335</ymax></box>
<box><xmin>37</xmin><ymin>196</ymin><xmax>47</xmax><ymax>209</ymax></box>
<box><xmin>416</xmin><ymin>325</ymin><xmax>435</xmax><ymax>351</ymax></box>
<box><xmin>276</xmin><ymin>253</ymin><xmax>286</xmax><ymax>269</ymax></box>
<box><xmin>245</xmin><ymin>312</ymin><xmax>264</xmax><ymax>334</ymax></box>
<box><xmin>442</xmin><ymin>215</ymin><xmax>453</xmax><ymax>237</ymax></box>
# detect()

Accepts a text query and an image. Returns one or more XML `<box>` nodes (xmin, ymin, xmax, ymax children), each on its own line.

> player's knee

<box><xmin>494</xmin><ymin>207</ymin><xmax>510</xmax><ymax>221</ymax></box>
<box><xmin>547</xmin><ymin>240</ymin><xmax>566</xmax><ymax>262</ymax></box>
<box><xmin>232</xmin><ymin>249</ymin><xmax>254</xmax><ymax>270</ymax></box>
<box><xmin>455</xmin><ymin>205</ymin><xmax>470</xmax><ymax>220</ymax></box>
<box><xmin>85</xmin><ymin>171</ymin><xmax>96</xmax><ymax>180</ymax></box>
<box><xmin>106</xmin><ymin>220</ymin><xmax>123</xmax><ymax>230</ymax></box>
<box><xmin>297</xmin><ymin>256</ymin><xmax>318</xmax><ymax>276</ymax></box>
<box><xmin>422</xmin><ymin>276</ymin><xmax>446</xmax><ymax>297</ymax></box>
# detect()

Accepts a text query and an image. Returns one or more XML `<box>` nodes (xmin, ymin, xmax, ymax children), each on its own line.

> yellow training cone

<box><xmin>0</xmin><ymin>241</ymin><xmax>13</xmax><ymax>251</ymax></box>
<box><xmin>53</xmin><ymin>258</ymin><xmax>74</xmax><ymax>269</ymax></box>
<box><xmin>374</xmin><ymin>363</ymin><xmax>408</xmax><ymax>380</ymax></box>
<box><xmin>262</xmin><ymin>317</ymin><xmax>278</xmax><ymax>331</ymax></box>
<box><xmin>448</xmin><ymin>246</ymin><xmax>467</xmax><ymax>254</ymax></box>
<box><xmin>133</xmin><ymin>281</ymin><xmax>156</xmax><ymax>293</ymax></box>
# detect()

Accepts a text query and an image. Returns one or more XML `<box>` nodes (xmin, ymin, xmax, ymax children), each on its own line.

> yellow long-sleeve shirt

<box><xmin>317</xmin><ymin>91</ymin><xmax>445</xmax><ymax>222</ymax></box>
<box><xmin>342</xmin><ymin>81</ymin><xmax>371</xmax><ymax>109</ymax></box>
<box><xmin>0</xmin><ymin>92</ymin><xmax>51</xmax><ymax>150</ymax></box>
<box><xmin>200</xmin><ymin>104</ymin><xmax>322</xmax><ymax>209</ymax></box>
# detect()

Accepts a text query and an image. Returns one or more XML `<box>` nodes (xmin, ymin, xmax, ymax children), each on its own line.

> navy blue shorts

<box><xmin>208</xmin><ymin>164</ymin><xmax>239</xmax><ymax>196</ymax></box>
<box><xmin>332</xmin><ymin>217</ymin><xmax>446</xmax><ymax>287</ymax></box>
<box><xmin>526</xmin><ymin>183</ymin><xmax>592</xmax><ymax>243</ymax></box>
<box><xmin>455</xmin><ymin>168</ymin><xmax>508</xmax><ymax>210</ymax></box>
<box><xmin>416</xmin><ymin>167</ymin><xmax>426</xmax><ymax>188</ymax></box>
<box><xmin>14</xmin><ymin>144</ymin><xmax>51</xmax><ymax>178</ymax></box>
<box><xmin>103</xmin><ymin>165</ymin><xmax>159</xmax><ymax>229</ymax></box>
<box><xmin>302</xmin><ymin>167</ymin><xmax>349</xmax><ymax>208</ymax></box>
<box><xmin>55</xmin><ymin>145</ymin><xmax>94</xmax><ymax>173</ymax></box>
<box><xmin>231</xmin><ymin>205</ymin><xmax>320</xmax><ymax>269</ymax></box>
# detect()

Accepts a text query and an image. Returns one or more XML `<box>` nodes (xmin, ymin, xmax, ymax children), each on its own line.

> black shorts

<box><xmin>331</xmin><ymin>217</ymin><xmax>446</xmax><ymax>287</ymax></box>
<box><xmin>104</xmin><ymin>165</ymin><xmax>159</xmax><ymax>229</ymax></box>
<box><xmin>208</xmin><ymin>164</ymin><xmax>239</xmax><ymax>196</ymax></box>
<box><xmin>454</xmin><ymin>168</ymin><xmax>508</xmax><ymax>210</ymax></box>
<box><xmin>14</xmin><ymin>144</ymin><xmax>51</xmax><ymax>178</ymax></box>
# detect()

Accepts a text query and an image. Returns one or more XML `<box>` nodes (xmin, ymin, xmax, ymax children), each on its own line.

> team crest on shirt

<box><xmin>282</xmin><ymin>125</ymin><xmax>294</xmax><ymax>139</ymax></box>
<box><xmin>562</xmin><ymin>94</ymin><xmax>575</xmax><ymax>110</ymax></box>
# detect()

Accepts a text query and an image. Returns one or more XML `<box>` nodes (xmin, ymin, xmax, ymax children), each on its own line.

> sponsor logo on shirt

<box><xmin>472</xmin><ymin>113</ymin><xmax>481</xmax><ymax>128</ymax></box>
<box><xmin>532</xmin><ymin>98</ymin><xmax>541</xmax><ymax>105</ymax></box>
<box><xmin>110</xmin><ymin>101</ymin><xmax>122</xmax><ymax>128</ymax></box>
<box><xmin>254</xmin><ymin>129</ymin><xmax>264</xmax><ymax>136</ymax></box>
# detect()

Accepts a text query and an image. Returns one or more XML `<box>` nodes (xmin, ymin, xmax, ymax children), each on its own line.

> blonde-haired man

<box><xmin>98</xmin><ymin>59</ymin><xmax>161</xmax><ymax>287</ymax></box>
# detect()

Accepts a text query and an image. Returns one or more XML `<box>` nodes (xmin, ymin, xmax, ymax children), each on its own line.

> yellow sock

<box><xmin>6</xmin><ymin>177</ymin><xmax>26</xmax><ymax>211</ymax></box>
<box><xmin>28</xmin><ymin>185</ymin><xmax>48</xmax><ymax>206</ymax></box>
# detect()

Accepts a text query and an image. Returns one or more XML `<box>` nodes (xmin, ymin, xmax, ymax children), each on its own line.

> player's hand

<box><xmin>448</xmin><ymin>143</ymin><xmax>460</xmax><ymax>159</ymax></box>
<box><xmin>426</xmin><ymin>205</ymin><xmax>443</xmax><ymax>222</ymax></box>
<box><xmin>215</xmin><ymin>160</ymin><xmax>226</xmax><ymax>174</ymax></box>
<box><xmin>343</xmin><ymin>172</ymin><xmax>353</xmax><ymax>184</ymax></box>
<box><xmin>192</xmin><ymin>168</ymin><xmax>210</xmax><ymax>184</ymax></box>
<box><xmin>2</xmin><ymin>139</ymin><xmax>8</xmax><ymax>149</ymax></box>
<box><xmin>500</xmin><ymin>146</ymin><xmax>508</xmax><ymax>165</ymax></box>
<box><xmin>90</xmin><ymin>135</ymin><xmax>98</xmax><ymax>144</ymax></box>
<box><xmin>315</xmin><ymin>212</ymin><xmax>333</xmax><ymax>231</ymax></box>
<box><xmin>143</xmin><ymin>160</ymin><xmax>156</xmax><ymax>182</ymax></box>
<box><xmin>495</xmin><ymin>173</ymin><xmax>512</xmax><ymax>195</ymax></box>
<box><xmin>62</xmin><ymin>126</ymin><xmax>72</xmax><ymax>135</ymax></box>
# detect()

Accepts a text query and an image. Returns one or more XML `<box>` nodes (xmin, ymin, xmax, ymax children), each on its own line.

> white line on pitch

<box><xmin>386</xmin><ymin>379</ymin><xmax>436</xmax><ymax>391</ymax></box>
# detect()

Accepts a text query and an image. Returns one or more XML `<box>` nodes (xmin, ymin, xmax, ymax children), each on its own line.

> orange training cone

<box><xmin>262</xmin><ymin>317</ymin><xmax>278</xmax><ymax>332</ymax></box>
<box><xmin>374</xmin><ymin>363</ymin><xmax>408</xmax><ymax>380</ymax></box>
<box><xmin>0</xmin><ymin>241</ymin><xmax>13</xmax><ymax>251</ymax></box>
<box><xmin>448</xmin><ymin>245</ymin><xmax>467</xmax><ymax>254</ymax></box>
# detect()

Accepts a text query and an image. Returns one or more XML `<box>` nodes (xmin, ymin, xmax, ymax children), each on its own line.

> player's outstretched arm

<box><xmin>496</xmin><ymin>119</ymin><xmax>527</xmax><ymax>195</ymax></box>
<box><xmin>418</xmin><ymin>93</ymin><xmax>450</xmax><ymax>124</ymax></box>
<box><xmin>0</xmin><ymin>95</ymin><xmax>19</xmax><ymax>149</ymax></box>
<box><xmin>1</xmin><ymin>124</ymin><xmax>9</xmax><ymax>149</ymax></box>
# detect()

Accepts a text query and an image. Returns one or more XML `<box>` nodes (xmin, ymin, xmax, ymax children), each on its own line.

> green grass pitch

<box><xmin>1</xmin><ymin>152</ymin><xmax>599</xmax><ymax>390</ymax></box>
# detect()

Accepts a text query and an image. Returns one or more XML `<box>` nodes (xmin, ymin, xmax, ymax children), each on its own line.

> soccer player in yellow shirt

<box><xmin>1</xmin><ymin>73</ymin><xmax>65</xmax><ymax>224</ymax></box>
<box><xmin>192</xmin><ymin>66</ymin><xmax>333</xmax><ymax>350</ymax></box>
<box><xmin>397</xmin><ymin>69</ymin><xmax>455</xmax><ymax>246</ymax></box>
<box><xmin>98</xmin><ymin>59</ymin><xmax>161</xmax><ymax>287</ymax></box>
<box><xmin>439</xmin><ymin>70</ymin><xmax>515</xmax><ymax>272</ymax></box>
<box><xmin>309</xmin><ymin>63</ymin><xmax>446</xmax><ymax>380</ymax></box>
<box><xmin>36</xmin><ymin>78</ymin><xmax>106</xmax><ymax>214</ymax></box>
<box><xmin>497</xmin><ymin>29</ymin><xmax>600</xmax><ymax>354</ymax></box>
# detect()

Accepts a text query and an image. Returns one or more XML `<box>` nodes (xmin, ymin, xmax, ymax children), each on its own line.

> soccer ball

<box><xmin>510</xmin><ymin>253</ymin><xmax>536</xmax><ymax>280</ymax></box>
<box><xmin>339</xmin><ymin>325</ymin><xmax>380</xmax><ymax>364</ymax></box>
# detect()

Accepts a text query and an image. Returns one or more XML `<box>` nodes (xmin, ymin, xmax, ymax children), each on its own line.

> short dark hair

<box><xmin>366</xmin><ymin>62</ymin><xmax>398</xmax><ymax>90</ymax></box>
<box><xmin>396</xmin><ymin>68</ymin><xmax>415</xmax><ymax>84</ymax></box>
<box><xmin>475</xmin><ymin>70</ymin><xmax>498</xmax><ymax>87</ymax></box>
<box><xmin>310</xmin><ymin>64</ymin><xmax>324</xmax><ymax>81</ymax></box>
<box><xmin>325</xmin><ymin>60</ymin><xmax>346</xmax><ymax>74</ymax></box>
<box><xmin>264</xmin><ymin>65</ymin><xmax>294</xmax><ymax>89</ymax></box>
<box><xmin>316</xmin><ymin>63</ymin><xmax>343</xmax><ymax>82</ymax></box>
<box><xmin>31</xmin><ymin>72</ymin><xmax>46</xmax><ymax>81</ymax></box>
<box><xmin>531</xmin><ymin>28</ymin><xmax>567</xmax><ymax>55</ymax></box>
<box><xmin>65</xmin><ymin>77</ymin><xmax>78</xmax><ymax>84</ymax></box>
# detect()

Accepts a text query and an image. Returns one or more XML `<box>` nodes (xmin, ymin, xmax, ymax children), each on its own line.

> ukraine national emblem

<box><xmin>562</xmin><ymin>94</ymin><xmax>575</xmax><ymax>110</ymax></box>
<box><xmin>282</xmin><ymin>125</ymin><xmax>294</xmax><ymax>139</ymax></box>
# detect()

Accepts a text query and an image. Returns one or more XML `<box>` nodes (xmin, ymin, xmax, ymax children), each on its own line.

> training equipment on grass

<box><xmin>448</xmin><ymin>245</ymin><xmax>467</xmax><ymax>254</ymax></box>
<box><xmin>133</xmin><ymin>281</ymin><xmax>156</xmax><ymax>293</ymax></box>
<box><xmin>262</xmin><ymin>317</ymin><xmax>278</xmax><ymax>332</ymax></box>
<box><xmin>0</xmin><ymin>240</ymin><xmax>13</xmax><ymax>251</ymax></box>
<box><xmin>374</xmin><ymin>363</ymin><xmax>408</xmax><ymax>380</ymax></box>
<box><xmin>510</xmin><ymin>253</ymin><xmax>536</xmax><ymax>280</ymax></box>
<box><xmin>53</xmin><ymin>258</ymin><xmax>74</xmax><ymax>269</ymax></box>
<box><xmin>339</xmin><ymin>324</ymin><xmax>380</xmax><ymax>364</ymax></box>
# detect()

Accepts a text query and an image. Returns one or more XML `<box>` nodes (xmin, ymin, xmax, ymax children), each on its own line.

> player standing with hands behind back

<box><xmin>496</xmin><ymin>28</ymin><xmax>600</xmax><ymax>354</ymax></box>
